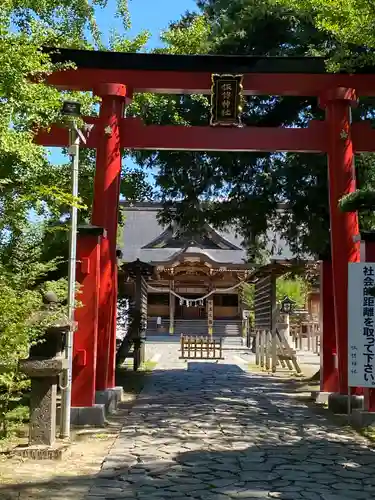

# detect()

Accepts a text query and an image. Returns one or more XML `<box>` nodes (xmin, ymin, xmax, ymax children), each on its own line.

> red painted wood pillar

<box><xmin>319</xmin><ymin>88</ymin><xmax>360</xmax><ymax>394</ymax></box>
<box><xmin>107</xmin><ymin>265</ymin><xmax>118</xmax><ymax>388</ymax></box>
<box><xmin>320</xmin><ymin>260</ymin><xmax>339</xmax><ymax>393</ymax></box>
<box><xmin>72</xmin><ymin>226</ymin><xmax>103</xmax><ymax>407</ymax></box>
<box><xmin>92</xmin><ymin>83</ymin><xmax>127</xmax><ymax>392</ymax></box>
<box><xmin>361</xmin><ymin>232</ymin><xmax>375</xmax><ymax>410</ymax></box>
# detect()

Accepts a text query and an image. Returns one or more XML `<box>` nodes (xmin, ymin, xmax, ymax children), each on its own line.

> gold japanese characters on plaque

<box><xmin>210</xmin><ymin>74</ymin><xmax>244</xmax><ymax>127</ymax></box>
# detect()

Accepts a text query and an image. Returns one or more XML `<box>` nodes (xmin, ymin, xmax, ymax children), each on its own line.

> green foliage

<box><xmin>0</xmin><ymin>223</ymin><xmax>68</xmax><ymax>438</ymax></box>
<box><xmin>241</xmin><ymin>276</ymin><xmax>309</xmax><ymax>314</ymax></box>
<box><xmin>340</xmin><ymin>189</ymin><xmax>375</xmax><ymax>213</ymax></box>
<box><xmin>0</xmin><ymin>0</ymin><xmax>151</xmax><ymax>281</ymax></box>
<box><xmin>120</xmin><ymin>167</ymin><xmax>155</xmax><ymax>202</ymax></box>
<box><xmin>275</xmin><ymin>0</ymin><xmax>375</xmax><ymax>69</ymax></box>
<box><xmin>129</xmin><ymin>0</ymin><xmax>375</xmax><ymax>259</ymax></box>
<box><xmin>241</xmin><ymin>283</ymin><xmax>254</xmax><ymax>310</ymax></box>
<box><xmin>276</xmin><ymin>276</ymin><xmax>309</xmax><ymax>309</ymax></box>
<box><xmin>129</xmin><ymin>2</ymin><xmax>333</xmax><ymax>258</ymax></box>
<box><xmin>0</xmin><ymin>275</ymin><xmax>40</xmax><ymax>437</ymax></box>
<box><xmin>159</xmin><ymin>15</ymin><xmax>211</xmax><ymax>55</ymax></box>
<box><xmin>338</xmin><ymin>154</ymin><xmax>375</xmax><ymax>230</ymax></box>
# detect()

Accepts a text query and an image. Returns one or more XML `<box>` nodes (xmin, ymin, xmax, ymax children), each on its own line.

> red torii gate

<box><xmin>37</xmin><ymin>48</ymin><xmax>375</xmax><ymax>417</ymax></box>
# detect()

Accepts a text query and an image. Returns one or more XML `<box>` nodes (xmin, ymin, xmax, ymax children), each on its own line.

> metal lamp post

<box><xmin>60</xmin><ymin>100</ymin><xmax>81</xmax><ymax>440</ymax></box>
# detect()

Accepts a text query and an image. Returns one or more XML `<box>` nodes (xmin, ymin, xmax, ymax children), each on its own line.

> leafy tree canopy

<box><xmin>129</xmin><ymin>0</ymin><xmax>375</xmax><ymax>262</ymax></box>
<box><xmin>0</xmin><ymin>0</ymin><xmax>150</xmax><ymax>272</ymax></box>
<box><xmin>275</xmin><ymin>0</ymin><xmax>375</xmax><ymax>69</ymax></box>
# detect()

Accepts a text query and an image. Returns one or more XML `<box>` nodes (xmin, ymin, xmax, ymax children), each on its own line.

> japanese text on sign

<box><xmin>348</xmin><ymin>263</ymin><xmax>375</xmax><ymax>387</ymax></box>
<box><xmin>210</xmin><ymin>74</ymin><xmax>243</xmax><ymax>126</ymax></box>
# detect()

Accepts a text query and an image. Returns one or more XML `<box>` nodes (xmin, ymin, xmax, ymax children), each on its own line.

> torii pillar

<box><xmin>319</xmin><ymin>88</ymin><xmax>361</xmax><ymax>400</ymax></box>
<box><xmin>91</xmin><ymin>83</ymin><xmax>127</xmax><ymax>394</ymax></box>
<box><xmin>319</xmin><ymin>258</ymin><xmax>338</xmax><ymax>395</ymax></box>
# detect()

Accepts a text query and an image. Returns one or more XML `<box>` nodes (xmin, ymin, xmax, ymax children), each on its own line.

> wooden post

<box><xmin>169</xmin><ymin>281</ymin><xmax>175</xmax><ymax>335</ymax></box>
<box><xmin>181</xmin><ymin>334</ymin><xmax>185</xmax><ymax>358</ymax></box>
<box><xmin>255</xmin><ymin>330</ymin><xmax>260</xmax><ymax>365</ymax></box>
<box><xmin>307</xmin><ymin>324</ymin><xmax>311</xmax><ymax>351</ymax></box>
<box><xmin>259</xmin><ymin>331</ymin><xmax>265</xmax><ymax>368</ymax></box>
<box><xmin>294</xmin><ymin>327</ymin><xmax>298</xmax><ymax>350</ymax></box>
<box><xmin>265</xmin><ymin>330</ymin><xmax>270</xmax><ymax>371</ymax></box>
<box><xmin>207</xmin><ymin>298</ymin><xmax>214</xmax><ymax>336</ymax></box>
<box><xmin>298</xmin><ymin>328</ymin><xmax>302</xmax><ymax>350</ymax></box>
<box><xmin>271</xmin><ymin>306</ymin><xmax>278</xmax><ymax>373</ymax></box>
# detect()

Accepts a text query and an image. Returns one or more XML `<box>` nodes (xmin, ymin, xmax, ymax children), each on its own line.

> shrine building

<box><xmin>119</xmin><ymin>202</ymin><xmax>304</xmax><ymax>336</ymax></box>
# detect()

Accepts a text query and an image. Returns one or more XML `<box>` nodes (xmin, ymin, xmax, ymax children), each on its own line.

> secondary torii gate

<box><xmin>36</xmin><ymin>47</ymin><xmax>375</xmax><ymax>419</ymax></box>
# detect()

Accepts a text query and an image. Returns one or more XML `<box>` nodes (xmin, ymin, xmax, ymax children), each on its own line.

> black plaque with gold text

<box><xmin>210</xmin><ymin>74</ymin><xmax>243</xmax><ymax>126</ymax></box>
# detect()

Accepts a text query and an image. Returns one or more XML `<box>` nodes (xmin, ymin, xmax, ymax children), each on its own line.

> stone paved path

<box><xmin>85</xmin><ymin>349</ymin><xmax>375</xmax><ymax>500</ymax></box>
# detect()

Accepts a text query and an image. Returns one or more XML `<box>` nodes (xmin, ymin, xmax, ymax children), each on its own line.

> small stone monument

<box><xmin>16</xmin><ymin>292</ymin><xmax>70</xmax><ymax>458</ymax></box>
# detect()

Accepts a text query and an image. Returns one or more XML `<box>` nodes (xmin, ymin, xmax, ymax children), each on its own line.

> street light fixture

<box><xmin>61</xmin><ymin>100</ymin><xmax>81</xmax><ymax>117</ymax></box>
<box><xmin>280</xmin><ymin>295</ymin><xmax>295</xmax><ymax>314</ymax></box>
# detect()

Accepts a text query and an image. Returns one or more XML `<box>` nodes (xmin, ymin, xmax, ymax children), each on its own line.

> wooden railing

<box><xmin>179</xmin><ymin>335</ymin><xmax>224</xmax><ymax>360</ymax></box>
<box><xmin>290</xmin><ymin>322</ymin><xmax>320</xmax><ymax>355</ymax></box>
<box><xmin>254</xmin><ymin>329</ymin><xmax>301</xmax><ymax>373</ymax></box>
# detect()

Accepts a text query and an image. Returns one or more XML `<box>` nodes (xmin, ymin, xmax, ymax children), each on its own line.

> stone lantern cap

<box><xmin>19</xmin><ymin>292</ymin><xmax>72</xmax><ymax>377</ymax></box>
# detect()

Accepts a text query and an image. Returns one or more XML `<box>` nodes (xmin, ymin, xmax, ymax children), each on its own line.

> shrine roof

<box><xmin>154</xmin><ymin>245</ymin><xmax>250</xmax><ymax>267</ymax></box>
<box><xmin>119</xmin><ymin>202</ymin><xmax>300</xmax><ymax>265</ymax></box>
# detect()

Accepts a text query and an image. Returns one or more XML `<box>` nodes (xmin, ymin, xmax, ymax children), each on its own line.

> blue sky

<box><xmin>98</xmin><ymin>0</ymin><xmax>197</xmax><ymax>50</ymax></box>
<box><xmin>48</xmin><ymin>0</ymin><xmax>197</xmax><ymax>169</ymax></box>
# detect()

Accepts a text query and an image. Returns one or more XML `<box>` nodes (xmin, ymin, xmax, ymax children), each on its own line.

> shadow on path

<box><xmin>1</xmin><ymin>363</ymin><xmax>375</xmax><ymax>500</ymax></box>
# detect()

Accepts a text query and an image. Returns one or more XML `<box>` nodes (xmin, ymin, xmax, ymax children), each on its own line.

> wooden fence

<box><xmin>290</xmin><ymin>322</ymin><xmax>320</xmax><ymax>355</ymax></box>
<box><xmin>179</xmin><ymin>335</ymin><xmax>224</xmax><ymax>360</ymax></box>
<box><xmin>254</xmin><ymin>329</ymin><xmax>301</xmax><ymax>373</ymax></box>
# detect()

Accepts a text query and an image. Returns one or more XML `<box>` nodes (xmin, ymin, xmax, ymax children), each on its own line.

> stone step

<box><xmin>146</xmin><ymin>319</ymin><xmax>243</xmax><ymax>337</ymax></box>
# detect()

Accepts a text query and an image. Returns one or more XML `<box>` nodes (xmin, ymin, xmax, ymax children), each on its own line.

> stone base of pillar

<box><xmin>327</xmin><ymin>393</ymin><xmax>364</xmax><ymax>414</ymax></box>
<box><xmin>350</xmin><ymin>409</ymin><xmax>375</xmax><ymax>428</ymax></box>
<box><xmin>95</xmin><ymin>386</ymin><xmax>124</xmax><ymax>414</ymax></box>
<box><xmin>11</xmin><ymin>443</ymin><xmax>70</xmax><ymax>460</ymax></box>
<box><xmin>70</xmin><ymin>404</ymin><xmax>106</xmax><ymax>427</ymax></box>
<box><xmin>311</xmin><ymin>391</ymin><xmax>331</xmax><ymax>405</ymax></box>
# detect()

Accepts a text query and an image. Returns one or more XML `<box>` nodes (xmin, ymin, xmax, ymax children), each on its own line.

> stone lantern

<box><xmin>18</xmin><ymin>292</ymin><xmax>71</xmax><ymax>452</ymax></box>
